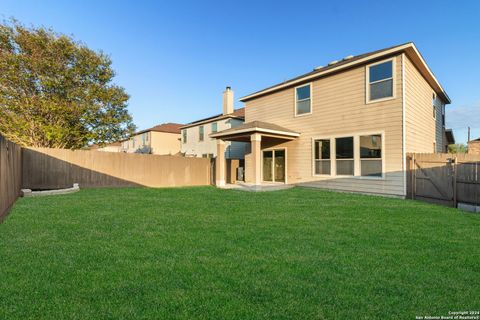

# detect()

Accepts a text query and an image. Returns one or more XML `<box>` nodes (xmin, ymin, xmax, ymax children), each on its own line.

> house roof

<box><xmin>210</xmin><ymin>120</ymin><xmax>299</xmax><ymax>140</ymax></box>
<box><xmin>469</xmin><ymin>137</ymin><xmax>480</xmax><ymax>143</ymax></box>
<box><xmin>135</xmin><ymin>122</ymin><xmax>183</xmax><ymax>135</ymax></box>
<box><xmin>181</xmin><ymin>108</ymin><xmax>245</xmax><ymax>129</ymax></box>
<box><xmin>240</xmin><ymin>42</ymin><xmax>450</xmax><ymax>104</ymax></box>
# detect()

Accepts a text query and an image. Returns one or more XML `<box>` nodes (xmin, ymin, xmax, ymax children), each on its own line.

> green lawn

<box><xmin>0</xmin><ymin>187</ymin><xmax>479</xmax><ymax>319</ymax></box>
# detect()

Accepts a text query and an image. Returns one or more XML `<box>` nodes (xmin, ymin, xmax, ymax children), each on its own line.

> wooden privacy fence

<box><xmin>0</xmin><ymin>136</ymin><xmax>22</xmax><ymax>221</ymax></box>
<box><xmin>22</xmin><ymin>148</ymin><xmax>213</xmax><ymax>190</ymax></box>
<box><xmin>407</xmin><ymin>153</ymin><xmax>480</xmax><ymax>207</ymax></box>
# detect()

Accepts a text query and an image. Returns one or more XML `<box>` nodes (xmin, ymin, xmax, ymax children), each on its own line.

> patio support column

<box><xmin>216</xmin><ymin>139</ymin><xmax>226</xmax><ymax>187</ymax></box>
<box><xmin>251</xmin><ymin>133</ymin><xmax>262</xmax><ymax>186</ymax></box>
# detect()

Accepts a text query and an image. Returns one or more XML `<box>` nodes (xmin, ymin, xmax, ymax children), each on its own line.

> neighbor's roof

<box><xmin>445</xmin><ymin>129</ymin><xmax>455</xmax><ymax>145</ymax></box>
<box><xmin>135</xmin><ymin>122</ymin><xmax>183</xmax><ymax>135</ymax></box>
<box><xmin>469</xmin><ymin>137</ymin><xmax>480</xmax><ymax>143</ymax></box>
<box><xmin>210</xmin><ymin>120</ymin><xmax>299</xmax><ymax>139</ymax></box>
<box><xmin>181</xmin><ymin>108</ymin><xmax>245</xmax><ymax>129</ymax></box>
<box><xmin>240</xmin><ymin>42</ymin><xmax>451</xmax><ymax>104</ymax></box>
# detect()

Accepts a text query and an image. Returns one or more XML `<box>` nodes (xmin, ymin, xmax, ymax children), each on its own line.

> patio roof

<box><xmin>210</xmin><ymin>121</ymin><xmax>300</xmax><ymax>141</ymax></box>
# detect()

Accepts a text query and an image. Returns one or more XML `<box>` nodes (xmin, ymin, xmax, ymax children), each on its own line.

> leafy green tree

<box><xmin>0</xmin><ymin>20</ymin><xmax>135</xmax><ymax>148</ymax></box>
<box><xmin>448</xmin><ymin>143</ymin><xmax>468</xmax><ymax>154</ymax></box>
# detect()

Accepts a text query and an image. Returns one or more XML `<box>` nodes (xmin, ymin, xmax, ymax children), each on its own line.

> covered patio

<box><xmin>210</xmin><ymin>121</ymin><xmax>300</xmax><ymax>189</ymax></box>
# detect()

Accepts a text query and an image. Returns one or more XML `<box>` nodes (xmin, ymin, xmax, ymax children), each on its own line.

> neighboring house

<box><xmin>181</xmin><ymin>87</ymin><xmax>246</xmax><ymax>160</ymax></box>
<box><xmin>96</xmin><ymin>142</ymin><xmax>122</xmax><ymax>153</ymax></box>
<box><xmin>212</xmin><ymin>42</ymin><xmax>451</xmax><ymax>197</ymax></box>
<box><xmin>468</xmin><ymin>138</ymin><xmax>480</xmax><ymax>155</ymax></box>
<box><xmin>121</xmin><ymin>123</ymin><xmax>183</xmax><ymax>155</ymax></box>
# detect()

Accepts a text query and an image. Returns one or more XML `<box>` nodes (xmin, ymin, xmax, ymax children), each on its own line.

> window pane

<box><xmin>211</xmin><ymin>122</ymin><xmax>218</xmax><ymax>133</ymax></box>
<box><xmin>361</xmin><ymin>160</ymin><xmax>382</xmax><ymax>177</ymax></box>
<box><xmin>274</xmin><ymin>150</ymin><xmax>285</xmax><ymax>182</ymax></box>
<box><xmin>360</xmin><ymin>135</ymin><xmax>382</xmax><ymax>158</ymax></box>
<box><xmin>315</xmin><ymin>140</ymin><xmax>330</xmax><ymax>160</ymax></box>
<box><xmin>296</xmin><ymin>99</ymin><xmax>311</xmax><ymax>115</ymax></box>
<box><xmin>336</xmin><ymin>160</ymin><xmax>354</xmax><ymax>175</ymax></box>
<box><xmin>370</xmin><ymin>79</ymin><xmax>393</xmax><ymax>100</ymax></box>
<box><xmin>296</xmin><ymin>85</ymin><xmax>310</xmax><ymax>100</ymax></box>
<box><xmin>336</xmin><ymin>137</ymin><xmax>353</xmax><ymax>159</ymax></box>
<box><xmin>369</xmin><ymin>61</ymin><xmax>392</xmax><ymax>82</ymax></box>
<box><xmin>263</xmin><ymin>151</ymin><xmax>273</xmax><ymax>182</ymax></box>
<box><xmin>315</xmin><ymin>160</ymin><xmax>331</xmax><ymax>175</ymax></box>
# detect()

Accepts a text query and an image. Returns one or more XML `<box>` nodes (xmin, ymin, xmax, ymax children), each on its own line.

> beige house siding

<box><xmin>405</xmin><ymin>56</ymin><xmax>445</xmax><ymax>153</ymax></box>
<box><xmin>150</xmin><ymin>131</ymin><xmax>181</xmax><ymax>155</ymax></box>
<box><xmin>244</xmin><ymin>55</ymin><xmax>405</xmax><ymax>196</ymax></box>
<box><xmin>122</xmin><ymin>131</ymin><xmax>181</xmax><ymax>155</ymax></box>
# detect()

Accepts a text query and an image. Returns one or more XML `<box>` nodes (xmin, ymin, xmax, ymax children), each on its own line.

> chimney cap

<box><xmin>226</xmin><ymin>86</ymin><xmax>231</xmax><ymax>90</ymax></box>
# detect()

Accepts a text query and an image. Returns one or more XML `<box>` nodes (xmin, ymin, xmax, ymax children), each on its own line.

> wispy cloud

<box><xmin>446</xmin><ymin>100</ymin><xmax>480</xmax><ymax>143</ymax></box>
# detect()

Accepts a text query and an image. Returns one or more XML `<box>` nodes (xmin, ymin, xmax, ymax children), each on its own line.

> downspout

<box><xmin>402</xmin><ymin>53</ymin><xmax>407</xmax><ymax>197</ymax></box>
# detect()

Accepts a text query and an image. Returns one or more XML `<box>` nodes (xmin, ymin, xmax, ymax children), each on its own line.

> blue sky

<box><xmin>2</xmin><ymin>0</ymin><xmax>479</xmax><ymax>143</ymax></box>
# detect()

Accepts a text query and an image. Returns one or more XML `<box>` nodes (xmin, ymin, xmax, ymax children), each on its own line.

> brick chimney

<box><xmin>222</xmin><ymin>86</ymin><xmax>234</xmax><ymax>115</ymax></box>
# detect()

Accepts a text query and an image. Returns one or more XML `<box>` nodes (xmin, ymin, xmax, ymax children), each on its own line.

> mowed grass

<box><xmin>0</xmin><ymin>187</ymin><xmax>479</xmax><ymax>319</ymax></box>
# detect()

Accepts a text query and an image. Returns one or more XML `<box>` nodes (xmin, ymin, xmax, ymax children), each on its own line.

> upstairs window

<box><xmin>433</xmin><ymin>105</ymin><xmax>436</xmax><ymax>119</ymax></box>
<box><xmin>442</xmin><ymin>105</ymin><xmax>445</xmax><ymax>126</ymax></box>
<box><xmin>182</xmin><ymin>130</ymin><xmax>187</xmax><ymax>143</ymax></box>
<box><xmin>336</xmin><ymin>137</ymin><xmax>354</xmax><ymax>176</ymax></box>
<box><xmin>367</xmin><ymin>60</ymin><xmax>394</xmax><ymax>102</ymax></box>
<box><xmin>211</xmin><ymin>122</ymin><xmax>218</xmax><ymax>133</ymax></box>
<box><xmin>295</xmin><ymin>84</ymin><xmax>311</xmax><ymax>116</ymax></box>
<box><xmin>314</xmin><ymin>139</ymin><xmax>331</xmax><ymax>175</ymax></box>
<box><xmin>199</xmin><ymin>126</ymin><xmax>204</xmax><ymax>141</ymax></box>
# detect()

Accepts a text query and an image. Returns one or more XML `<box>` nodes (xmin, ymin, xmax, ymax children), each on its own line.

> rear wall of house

<box><xmin>405</xmin><ymin>55</ymin><xmax>446</xmax><ymax>153</ymax></box>
<box><xmin>244</xmin><ymin>54</ymin><xmax>405</xmax><ymax>196</ymax></box>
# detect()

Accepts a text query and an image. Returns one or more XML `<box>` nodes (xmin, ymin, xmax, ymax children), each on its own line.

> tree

<box><xmin>448</xmin><ymin>143</ymin><xmax>468</xmax><ymax>154</ymax></box>
<box><xmin>0</xmin><ymin>20</ymin><xmax>135</xmax><ymax>149</ymax></box>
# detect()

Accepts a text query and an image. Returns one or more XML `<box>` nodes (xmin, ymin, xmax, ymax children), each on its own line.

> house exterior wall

<box><xmin>150</xmin><ymin>132</ymin><xmax>181</xmax><ymax>155</ymax></box>
<box><xmin>405</xmin><ymin>56</ymin><xmax>446</xmax><ymax>153</ymax></box>
<box><xmin>182</xmin><ymin>118</ymin><xmax>246</xmax><ymax>159</ymax></box>
<box><xmin>468</xmin><ymin>141</ymin><xmax>480</xmax><ymax>155</ymax></box>
<box><xmin>244</xmin><ymin>54</ymin><xmax>406</xmax><ymax>196</ymax></box>
<box><xmin>121</xmin><ymin>131</ymin><xmax>181</xmax><ymax>155</ymax></box>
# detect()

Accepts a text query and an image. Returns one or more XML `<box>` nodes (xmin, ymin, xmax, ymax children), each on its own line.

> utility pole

<box><xmin>468</xmin><ymin>126</ymin><xmax>471</xmax><ymax>142</ymax></box>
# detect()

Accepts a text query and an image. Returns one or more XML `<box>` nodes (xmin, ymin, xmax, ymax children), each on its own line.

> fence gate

<box><xmin>407</xmin><ymin>153</ymin><xmax>480</xmax><ymax>208</ymax></box>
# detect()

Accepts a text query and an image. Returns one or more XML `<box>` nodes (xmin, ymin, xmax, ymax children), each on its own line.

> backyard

<box><xmin>0</xmin><ymin>187</ymin><xmax>479</xmax><ymax>319</ymax></box>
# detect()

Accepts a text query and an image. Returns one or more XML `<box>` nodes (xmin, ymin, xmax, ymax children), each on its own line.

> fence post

<box><xmin>412</xmin><ymin>154</ymin><xmax>416</xmax><ymax>200</ymax></box>
<box><xmin>453</xmin><ymin>157</ymin><xmax>457</xmax><ymax>208</ymax></box>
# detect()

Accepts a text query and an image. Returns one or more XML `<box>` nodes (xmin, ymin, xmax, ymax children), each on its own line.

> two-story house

<box><xmin>181</xmin><ymin>87</ymin><xmax>247</xmax><ymax>175</ymax></box>
<box><xmin>121</xmin><ymin>123</ymin><xmax>183</xmax><ymax>155</ymax></box>
<box><xmin>212</xmin><ymin>43</ymin><xmax>451</xmax><ymax>197</ymax></box>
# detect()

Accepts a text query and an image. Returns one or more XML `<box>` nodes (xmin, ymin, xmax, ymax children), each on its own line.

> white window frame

<box><xmin>366</xmin><ymin>58</ymin><xmax>396</xmax><ymax>104</ymax></box>
<box><xmin>311</xmin><ymin>131</ymin><xmax>385</xmax><ymax>180</ymax></box>
<box><xmin>294</xmin><ymin>83</ymin><xmax>312</xmax><ymax>117</ymax></box>
<box><xmin>359</xmin><ymin>134</ymin><xmax>384</xmax><ymax>179</ymax></box>
<box><xmin>261</xmin><ymin>147</ymin><xmax>288</xmax><ymax>184</ymax></box>
<box><xmin>334</xmin><ymin>136</ymin><xmax>355</xmax><ymax>177</ymax></box>
<box><xmin>312</xmin><ymin>139</ymin><xmax>332</xmax><ymax>176</ymax></box>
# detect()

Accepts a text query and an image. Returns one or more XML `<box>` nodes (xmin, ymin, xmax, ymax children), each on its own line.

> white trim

<box><xmin>365</xmin><ymin>57</ymin><xmax>396</xmax><ymax>104</ymax></box>
<box><xmin>240</xmin><ymin>43</ymin><xmax>450</xmax><ymax>104</ymax></box>
<box><xmin>311</xmin><ymin>138</ymin><xmax>333</xmax><ymax>177</ymax></box>
<box><xmin>210</xmin><ymin>127</ymin><xmax>300</xmax><ymax>139</ymax></box>
<box><xmin>311</xmin><ymin>130</ymin><xmax>386</xmax><ymax>180</ymax></box>
<box><xmin>401</xmin><ymin>53</ymin><xmax>407</xmax><ymax>197</ymax></box>
<box><xmin>294</xmin><ymin>83</ymin><xmax>313</xmax><ymax>117</ymax></box>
